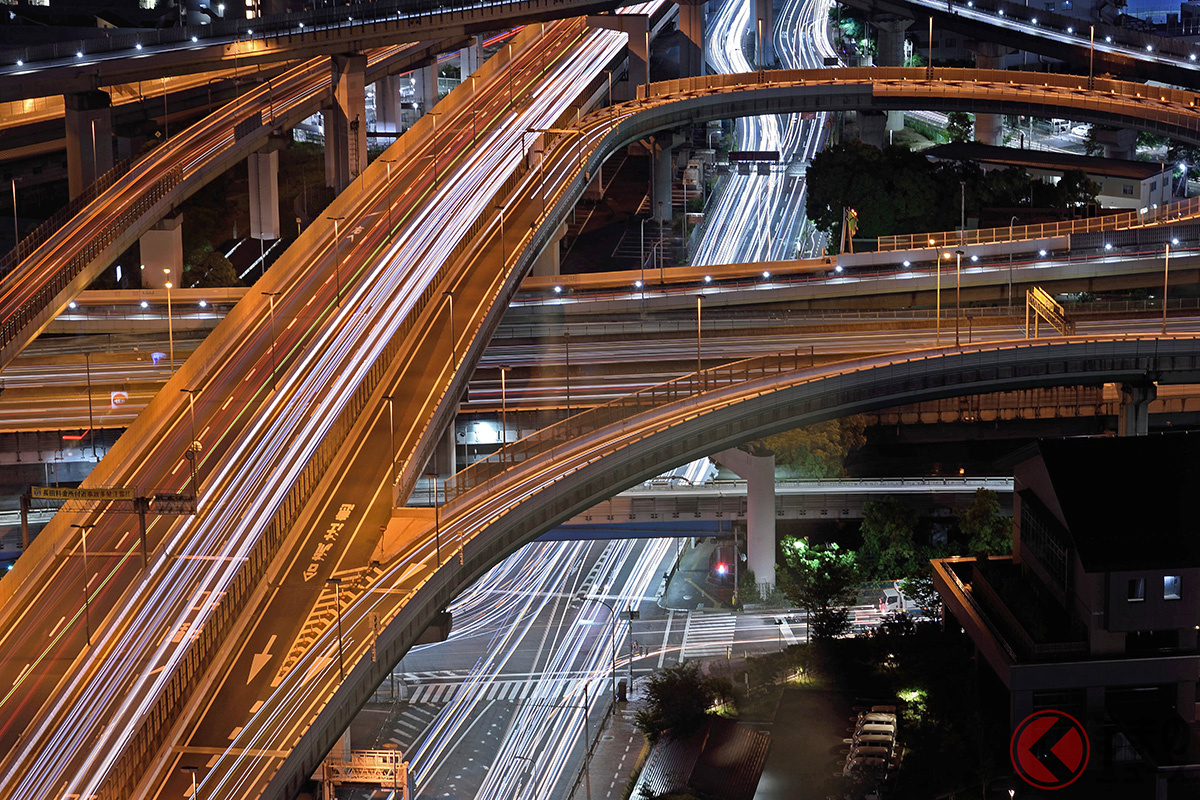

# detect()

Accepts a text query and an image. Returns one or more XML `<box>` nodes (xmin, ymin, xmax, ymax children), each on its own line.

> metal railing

<box><xmin>877</xmin><ymin>196</ymin><xmax>1200</xmax><ymax>251</ymax></box>
<box><xmin>444</xmin><ymin>349</ymin><xmax>821</xmax><ymax>501</ymax></box>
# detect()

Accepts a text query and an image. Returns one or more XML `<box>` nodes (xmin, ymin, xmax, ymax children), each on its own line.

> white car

<box><xmin>1071</xmin><ymin>124</ymin><xmax>1091</xmax><ymax>137</ymax></box>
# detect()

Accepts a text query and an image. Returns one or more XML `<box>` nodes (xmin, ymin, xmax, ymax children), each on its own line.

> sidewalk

<box><xmin>568</xmin><ymin>696</ymin><xmax>648</xmax><ymax>800</ymax></box>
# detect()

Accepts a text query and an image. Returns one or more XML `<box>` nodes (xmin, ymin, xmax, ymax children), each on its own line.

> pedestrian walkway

<box><xmin>680</xmin><ymin>610</ymin><xmax>738</xmax><ymax>659</ymax></box>
<box><xmin>568</xmin><ymin>697</ymin><xmax>648</xmax><ymax>800</ymax></box>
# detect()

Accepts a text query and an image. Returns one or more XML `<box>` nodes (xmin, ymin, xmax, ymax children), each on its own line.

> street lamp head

<box><xmin>703</xmin><ymin>275</ymin><xmax>712</xmax><ymax>283</ymax></box>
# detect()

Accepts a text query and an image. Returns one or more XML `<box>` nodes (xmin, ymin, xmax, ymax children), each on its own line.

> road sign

<box><xmin>1010</xmin><ymin>709</ymin><xmax>1089</xmax><ymax>789</ymax></box>
<box><xmin>153</xmin><ymin>493</ymin><xmax>197</xmax><ymax>514</ymax></box>
<box><xmin>31</xmin><ymin>486</ymin><xmax>133</xmax><ymax>501</ymax></box>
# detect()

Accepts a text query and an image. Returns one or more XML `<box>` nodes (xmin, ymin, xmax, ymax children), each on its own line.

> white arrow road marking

<box><xmin>247</xmin><ymin>634</ymin><xmax>277</xmax><ymax>684</ymax></box>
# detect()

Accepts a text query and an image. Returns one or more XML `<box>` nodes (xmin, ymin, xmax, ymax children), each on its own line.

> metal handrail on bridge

<box><xmin>877</xmin><ymin>195</ymin><xmax>1200</xmax><ymax>251</ymax></box>
<box><xmin>443</xmin><ymin>349</ymin><xmax>823</xmax><ymax>501</ymax></box>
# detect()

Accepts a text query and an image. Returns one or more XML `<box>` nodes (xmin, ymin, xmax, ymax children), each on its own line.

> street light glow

<box><xmin>553</xmin><ymin>285</ymin><xmax>562</xmax><ymax>294</ymax></box>
<box><xmin>140</xmin><ymin>300</ymin><xmax>149</xmax><ymax>308</ymax></box>
<box><xmin>902</xmin><ymin>260</ymin><xmax>911</xmax><ymax>267</ymax></box>
<box><xmin>1038</xmin><ymin>249</ymin><xmax>1047</xmax><ymax>257</ymax></box>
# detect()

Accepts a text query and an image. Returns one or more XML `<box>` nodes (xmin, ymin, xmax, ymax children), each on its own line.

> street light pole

<box><xmin>327</xmin><ymin>577</ymin><xmax>345</xmax><ymax>680</ymax></box>
<box><xmin>577</xmin><ymin>594</ymin><xmax>619</xmax><ymax>702</ymax></box>
<box><xmin>262</xmin><ymin>290</ymin><xmax>280</xmax><ymax>390</ymax></box>
<box><xmin>10</xmin><ymin>179</ymin><xmax>17</xmax><ymax>249</ymax></box>
<box><xmin>1163</xmin><ymin>241</ymin><xmax>1171</xmax><ymax>335</ymax></box>
<box><xmin>164</xmin><ymin>269</ymin><xmax>174</xmax><ymax>374</ymax></box>
<box><xmin>84</xmin><ymin>351</ymin><xmax>97</xmax><ymax>459</ymax></box>
<box><xmin>72</xmin><ymin>523</ymin><xmax>95</xmax><ymax>645</ymax></box>
<box><xmin>955</xmin><ymin>249</ymin><xmax>963</xmax><ymax>347</ymax></box>
<box><xmin>1008</xmin><ymin>215</ymin><xmax>1018</xmax><ymax>309</ymax></box>
<box><xmin>181</xmin><ymin>766</ymin><xmax>200</xmax><ymax>800</ymax></box>
<box><xmin>380</xmin><ymin>158</ymin><xmax>397</xmax><ymax>239</ymax></box>
<box><xmin>936</xmin><ymin>253</ymin><xmax>946</xmax><ymax>346</ymax></box>
<box><xmin>383</xmin><ymin>394</ymin><xmax>397</xmax><ymax>485</ymax></box>
<box><xmin>1089</xmin><ymin>25</ymin><xmax>1095</xmax><ymax>90</ymax></box>
<box><xmin>327</xmin><ymin>215</ymin><xmax>345</xmax><ymax>307</ymax></box>
<box><xmin>499</xmin><ymin>366</ymin><xmax>510</xmax><ymax>463</ymax></box>
<box><xmin>181</xmin><ymin>387</ymin><xmax>200</xmax><ymax>500</ymax></box>
<box><xmin>441</xmin><ymin>291</ymin><xmax>456</xmax><ymax>369</ymax></box>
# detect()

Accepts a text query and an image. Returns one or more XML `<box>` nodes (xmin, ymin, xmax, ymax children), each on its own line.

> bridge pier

<box><xmin>325</xmin><ymin>53</ymin><xmax>368</xmax><ymax>193</ymax></box>
<box><xmin>855</xmin><ymin>110</ymin><xmax>888</xmax><ymax>148</ymax></box>
<box><xmin>1096</xmin><ymin>127</ymin><xmax>1137</xmax><ymax>161</ymax></box>
<box><xmin>967</xmin><ymin>43</ymin><xmax>1013</xmax><ymax>146</ymax></box>
<box><xmin>374</xmin><ymin>74</ymin><xmax>405</xmax><ymax>134</ymax></box>
<box><xmin>531</xmin><ymin>220</ymin><xmax>568</xmax><ymax>277</ymax></box>
<box><xmin>873</xmin><ymin>16</ymin><xmax>912</xmax><ymax>132</ymax></box>
<box><xmin>248</xmin><ymin>140</ymin><xmax>283</xmax><ymax>241</ymax></box>
<box><xmin>676</xmin><ymin>0</ymin><xmax>706</xmax><ymax>78</ymax></box>
<box><xmin>755</xmin><ymin>0</ymin><xmax>775</xmax><ymax>68</ymax></box>
<box><xmin>715</xmin><ymin>447</ymin><xmax>776</xmax><ymax>597</ymax></box>
<box><xmin>65</xmin><ymin>90</ymin><xmax>114</xmax><ymax>199</ymax></box>
<box><xmin>138</xmin><ymin>212</ymin><xmax>183</xmax><ymax>289</ymax></box>
<box><xmin>411</xmin><ymin>64</ymin><xmax>440</xmax><ymax>116</ymax></box>
<box><xmin>460</xmin><ymin>37</ymin><xmax>483</xmax><ymax>77</ymax></box>
<box><xmin>1118</xmin><ymin>381</ymin><xmax>1157</xmax><ymax>436</ymax></box>
<box><xmin>652</xmin><ymin>135</ymin><xmax>679</xmax><ymax>224</ymax></box>
<box><xmin>588</xmin><ymin>14</ymin><xmax>649</xmax><ymax>100</ymax></box>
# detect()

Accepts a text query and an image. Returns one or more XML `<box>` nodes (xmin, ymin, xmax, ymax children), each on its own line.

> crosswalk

<box><xmin>406</xmin><ymin>678</ymin><xmax>541</xmax><ymax>705</ymax></box>
<box><xmin>385</xmin><ymin>704</ymin><xmax>440</xmax><ymax>753</ymax></box>
<box><xmin>680</xmin><ymin>611</ymin><xmax>737</xmax><ymax>659</ymax></box>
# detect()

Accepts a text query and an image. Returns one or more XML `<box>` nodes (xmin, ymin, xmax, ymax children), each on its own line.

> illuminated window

<box><xmin>1165</xmin><ymin>575</ymin><xmax>1182</xmax><ymax>601</ymax></box>
<box><xmin>1127</xmin><ymin>578</ymin><xmax>1145</xmax><ymax>602</ymax></box>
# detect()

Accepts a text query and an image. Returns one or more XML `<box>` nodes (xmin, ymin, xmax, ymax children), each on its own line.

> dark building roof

<box><xmin>1032</xmin><ymin>435</ymin><xmax>1200</xmax><ymax>571</ymax></box>
<box><xmin>926</xmin><ymin>142</ymin><xmax>1166</xmax><ymax>181</ymax></box>
<box><xmin>632</xmin><ymin>716</ymin><xmax>771</xmax><ymax>800</ymax></box>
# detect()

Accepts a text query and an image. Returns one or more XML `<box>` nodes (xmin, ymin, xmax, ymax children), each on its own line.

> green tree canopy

<box><xmin>186</xmin><ymin>247</ymin><xmax>244</xmax><ymax>288</ymax></box>
<box><xmin>859</xmin><ymin>497</ymin><xmax>920</xmax><ymax>581</ymax></box>
<box><xmin>756</xmin><ymin>416</ymin><xmax>866</xmax><ymax>477</ymax></box>
<box><xmin>777</xmin><ymin>538</ymin><xmax>860</xmax><ymax>639</ymax></box>
<box><xmin>959</xmin><ymin>488</ymin><xmax>1012</xmax><ymax>557</ymax></box>
<box><xmin>946</xmin><ymin>112</ymin><xmax>973</xmax><ymax>143</ymax></box>
<box><xmin>633</xmin><ymin>662</ymin><xmax>726</xmax><ymax>744</ymax></box>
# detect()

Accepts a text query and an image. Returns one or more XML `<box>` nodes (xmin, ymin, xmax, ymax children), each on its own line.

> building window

<box><xmin>1123</xmin><ymin>184</ymin><xmax>1135</xmax><ymax>196</ymax></box>
<box><xmin>1044</xmin><ymin>2</ymin><xmax>1055</xmax><ymax>9</ymax></box>
<box><xmin>1128</xmin><ymin>578</ymin><xmax>1146</xmax><ymax>602</ymax></box>
<box><xmin>1151</xmin><ymin>180</ymin><xmax>1158</xmax><ymax>192</ymax></box>
<box><xmin>1165</xmin><ymin>575</ymin><xmax>1182</xmax><ymax>600</ymax></box>
<box><xmin>946</xmin><ymin>37</ymin><xmax>957</xmax><ymax>48</ymax></box>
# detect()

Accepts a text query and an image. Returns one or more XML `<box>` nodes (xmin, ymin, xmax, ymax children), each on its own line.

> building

<box><xmin>925</xmin><ymin>142</ymin><xmax>1173</xmax><ymax>211</ymax></box>
<box><xmin>932</xmin><ymin>435</ymin><xmax>1200</xmax><ymax>794</ymax></box>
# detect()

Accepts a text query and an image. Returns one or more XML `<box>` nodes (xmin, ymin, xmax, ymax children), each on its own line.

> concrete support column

<box><xmin>588</xmin><ymin>14</ymin><xmax>649</xmax><ymax>100</ymax></box>
<box><xmin>438</xmin><ymin>422</ymin><xmax>457</xmax><ymax>477</ymax></box>
<box><xmin>326</xmin><ymin>53</ymin><xmax>367</xmax><ymax>193</ymax></box>
<box><xmin>375</xmin><ymin>74</ymin><xmax>404</xmax><ymax>133</ymax></box>
<box><xmin>1096</xmin><ymin>127</ymin><xmax>1137</xmax><ymax>160</ymax></box>
<box><xmin>974</xmin><ymin>113</ymin><xmax>1003</xmax><ymax>146</ymax></box>
<box><xmin>676</xmin><ymin>0</ymin><xmax>706</xmax><ymax>77</ymax></box>
<box><xmin>967</xmin><ymin>43</ymin><xmax>1012</xmax><ymax>146</ymax></box>
<box><xmin>248</xmin><ymin>145</ymin><xmax>281</xmax><ymax>240</ymax></box>
<box><xmin>855</xmin><ymin>111</ymin><xmax>887</xmax><ymax>147</ymax></box>
<box><xmin>715</xmin><ymin>448</ymin><xmax>776</xmax><ymax>596</ymax></box>
<box><xmin>755</xmin><ymin>0</ymin><xmax>775</xmax><ymax>68</ymax></box>
<box><xmin>460</xmin><ymin>37</ymin><xmax>483</xmax><ymax>77</ymax></box>
<box><xmin>874</xmin><ymin>15</ymin><xmax>912</xmax><ymax>67</ymax></box>
<box><xmin>1118</xmin><ymin>381</ymin><xmax>1156</xmax><ymax>436</ymax></box>
<box><xmin>873</xmin><ymin>16</ymin><xmax>912</xmax><ymax>131</ymax></box>
<box><xmin>411</xmin><ymin>65</ymin><xmax>440</xmax><ymax>115</ymax></box>
<box><xmin>531</xmin><ymin>221</ymin><xmax>568</xmax><ymax>277</ymax></box>
<box><xmin>654</xmin><ymin>140</ymin><xmax>674</xmax><ymax>223</ymax></box>
<box><xmin>138</xmin><ymin>212</ymin><xmax>183</xmax><ymax>289</ymax></box>
<box><xmin>65</xmin><ymin>90</ymin><xmax>114</xmax><ymax>200</ymax></box>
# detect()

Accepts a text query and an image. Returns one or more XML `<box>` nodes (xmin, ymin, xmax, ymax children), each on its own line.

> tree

<box><xmin>959</xmin><ymin>488</ymin><xmax>1011</xmax><ymax>557</ymax></box>
<box><xmin>946</xmin><ymin>112</ymin><xmax>973</xmax><ymax>143</ymax></box>
<box><xmin>858</xmin><ymin>497</ymin><xmax>920</xmax><ymax>581</ymax></box>
<box><xmin>777</xmin><ymin>538</ymin><xmax>859</xmax><ymax>639</ymax></box>
<box><xmin>1053</xmin><ymin>170</ymin><xmax>1100</xmax><ymax>208</ymax></box>
<box><xmin>757</xmin><ymin>416</ymin><xmax>866</xmax><ymax>477</ymax></box>
<box><xmin>634</xmin><ymin>662</ymin><xmax>725</xmax><ymax>744</ymax></box>
<box><xmin>186</xmin><ymin>247</ymin><xmax>243</xmax><ymax>288</ymax></box>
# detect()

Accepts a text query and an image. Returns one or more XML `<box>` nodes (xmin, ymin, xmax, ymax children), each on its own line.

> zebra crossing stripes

<box><xmin>680</xmin><ymin>611</ymin><xmax>737</xmax><ymax>659</ymax></box>
<box><xmin>406</xmin><ymin>678</ymin><xmax>539</xmax><ymax>705</ymax></box>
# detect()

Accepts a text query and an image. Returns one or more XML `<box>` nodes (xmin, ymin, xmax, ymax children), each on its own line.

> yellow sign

<box><xmin>31</xmin><ymin>486</ymin><xmax>133</xmax><ymax>501</ymax></box>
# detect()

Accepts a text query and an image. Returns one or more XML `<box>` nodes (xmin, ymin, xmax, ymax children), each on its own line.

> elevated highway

<box><xmin>268</xmin><ymin>334</ymin><xmax>1200</xmax><ymax>799</ymax></box>
<box><xmin>5</xmin><ymin>61</ymin><xmax>1200</xmax><ymax>800</ymax></box>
